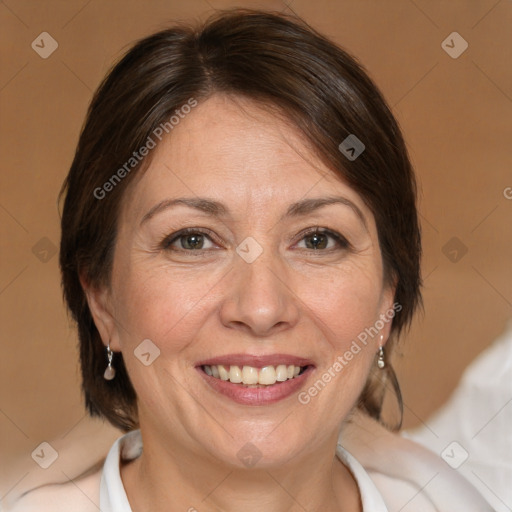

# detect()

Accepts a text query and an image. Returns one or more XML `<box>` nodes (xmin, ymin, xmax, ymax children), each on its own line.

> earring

<box><xmin>377</xmin><ymin>346</ymin><xmax>385</xmax><ymax>369</ymax></box>
<box><xmin>377</xmin><ymin>338</ymin><xmax>385</xmax><ymax>369</ymax></box>
<box><xmin>103</xmin><ymin>342</ymin><xmax>116</xmax><ymax>380</ymax></box>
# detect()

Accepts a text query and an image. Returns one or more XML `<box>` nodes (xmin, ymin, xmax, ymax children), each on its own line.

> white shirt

<box><xmin>99</xmin><ymin>429</ymin><xmax>389</xmax><ymax>511</ymax></box>
<box><xmin>5</xmin><ymin>424</ymin><xmax>494</xmax><ymax>512</ymax></box>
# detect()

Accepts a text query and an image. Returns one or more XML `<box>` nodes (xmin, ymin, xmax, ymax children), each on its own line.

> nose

<box><xmin>219</xmin><ymin>250</ymin><xmax>300</xmax><ymax>338</ymax></box>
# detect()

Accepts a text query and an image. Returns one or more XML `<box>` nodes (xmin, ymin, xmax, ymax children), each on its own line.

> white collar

<box><xmin>100</xmin><ymin>430</ymin><xmax>388</xmax><ymax>512</ymax></box>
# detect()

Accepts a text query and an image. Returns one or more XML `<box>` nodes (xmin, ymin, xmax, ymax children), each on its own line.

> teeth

<box><xmin>203</xmin><ymin>364</ymin><xmax>305</xmax><ymax>386</ymax></box>
<box><xmin>229</xmin><ymin>365</ymin><xmax>242</xmax><ymax>383</ymax></box>
<box><xmin>218</xmin><ymin>364</ymin><xmax>229</xmax><ymax>381</ymax></box>
<box><xmin>242</xmin><ymin>366</ymin><xmax>258</xmax><ymax>384</ymax></box>
<box><xmin>276</xmin><ymin>365</ymin><xmax>288</xmax><ymax>382</ymax></box>
<box><xmin>259</xmin><ymin>366</ymin><xmax>276</xmax><ymax>385</ymax></box>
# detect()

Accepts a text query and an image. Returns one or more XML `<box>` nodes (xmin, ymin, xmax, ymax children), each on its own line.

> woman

<box><xmin>10</xmin><ymin>9</ymin><xmax>493</xmax><ymax>512</ymax></box>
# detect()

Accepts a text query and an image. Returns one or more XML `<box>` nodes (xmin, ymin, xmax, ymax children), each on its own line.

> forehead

<box><xmin>121</xmin><ymin>94</ymin><xmax>369</xmax><ymax>222</ymax></box>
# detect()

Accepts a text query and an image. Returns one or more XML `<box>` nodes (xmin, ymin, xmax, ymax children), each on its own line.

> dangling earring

<box><xmin>377</xmin><ymin>346</ymin><xmax>385</xmax><ymax>369</ymax></box>
<box><xmin>103</xmin><ymin>342</ymin><xmax>116</xmax><ymax>380</ymax></box>
<box><xmin>377</xmin><ymin>335</ymin><xmax>385</xmax><ymax>369</ymax></box>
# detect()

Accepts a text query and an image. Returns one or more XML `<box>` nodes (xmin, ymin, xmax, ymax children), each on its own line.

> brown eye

<box><xmin>161</xmin><ymin>229</ymin><xmax>216</xmax><ymax>251</ymax></box>
<box><xmin>296</xmin><ymin>228</ymin><xmax>349</xmax><ymax>251</ymax></box>
<box><xmin>179</xmin><ymin>233</ymin><xmax>206</xmax><ymax>250</ymax></box>
<box><xmin>304</xmin><ymin>232</ymin><xmax>329</xmax><ymax>250</ymax></box>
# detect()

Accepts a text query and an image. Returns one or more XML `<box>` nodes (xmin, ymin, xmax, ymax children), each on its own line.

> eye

<box><xmin>295</xmin><ymin>228</ymin><xmax>349</xmax><ymax>251</ymax></box>
<box><xmin>161</xmin><ymin>228</ymin><xmax>217</xmax><ymax>251</ymax></box>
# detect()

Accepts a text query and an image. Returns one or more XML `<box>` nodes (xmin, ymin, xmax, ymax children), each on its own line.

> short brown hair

<box><xmin>59</xmin><ymin>9</ymin><xmax>422</xmax><ymax>432</ymax></box>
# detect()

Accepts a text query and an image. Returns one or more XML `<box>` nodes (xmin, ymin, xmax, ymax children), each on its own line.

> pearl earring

<box><xmin>377</xmin><ymin>346</ymin><xmax>385</xmax><ymax>369</ymax></box>
<box><xmin>377</xmin><ymin>334</ymin><xmax>385</xmax><ymax>369</ymax></box>
<box><xmin>103</xmin><ymin>342</ymin><xmax>116</xmax><ymax>380</ymax></box>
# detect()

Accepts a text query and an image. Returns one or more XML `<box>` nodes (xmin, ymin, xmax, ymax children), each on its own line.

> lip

<box><xmin>195</xmin><ymin>363</ymin><xmax>315</xmax><ymax>406</ymax></box>
<box><xmin>195</xmin><ymin>353</ymin><xmax>315</xmax><ymax>368</ymax></box>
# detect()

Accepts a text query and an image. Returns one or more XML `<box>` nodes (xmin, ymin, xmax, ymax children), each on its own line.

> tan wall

<box><xmin>1</xmin><ymin>0</ymin><xmax>511</xmax><ymax>495</ymax></box>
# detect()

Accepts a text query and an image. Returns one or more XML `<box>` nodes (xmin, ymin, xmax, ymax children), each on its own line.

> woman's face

<box><xmin>88</xmin><ymin>94</ymin><xmax>395</xmax><ymax>468</ymax></box>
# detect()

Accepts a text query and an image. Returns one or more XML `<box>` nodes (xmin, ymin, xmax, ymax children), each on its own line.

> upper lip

<box><xmin>195</xmin><ymin>353</ymin><xmax>315</xmax><ymax>368</ymax></box>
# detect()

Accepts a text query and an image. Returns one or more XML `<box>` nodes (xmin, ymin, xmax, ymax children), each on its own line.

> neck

<box><xmin>121</xmin><ymin>429</ymin><xmax>361</xmax><ymax>512</ymax></box>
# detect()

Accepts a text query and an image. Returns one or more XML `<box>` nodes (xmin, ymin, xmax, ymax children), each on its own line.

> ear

<box><xmin>80</xmin><ymin>272</ymin><xmax>121</xmax><ymax>352</ymax></box>
<box><xmin>378</xmin><ymin>275</ymin><xmax>399</xmax><ymax>347</ymax></box>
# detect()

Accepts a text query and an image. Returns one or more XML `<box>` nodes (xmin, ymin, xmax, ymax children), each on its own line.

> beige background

<box><xmin>1</xmin><ymin>0</ymin><xmax>511</xmax><ymax>499</ymax></box>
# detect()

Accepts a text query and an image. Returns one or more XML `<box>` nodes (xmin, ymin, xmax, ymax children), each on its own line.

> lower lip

<box><xmin>196</xmin><ymin>366</ymin><xmax>315</xmax><ymax>405</ymax></box>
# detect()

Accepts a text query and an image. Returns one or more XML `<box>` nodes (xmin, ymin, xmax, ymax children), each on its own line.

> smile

<box><xmin>195</xmin><ymin>355</ymin><xmax>315</xmax><ymax>405</ymax></box>
<box><xmin>202</xmin><ymin>364</ymin><xmax>305</xmax><ymax>386</ymax></box>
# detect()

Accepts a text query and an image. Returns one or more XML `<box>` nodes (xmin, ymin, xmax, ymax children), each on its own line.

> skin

<box><xmin>84</xmin><ymin>94</ymin><xmax>396</xmax><ymax>512</ymax></box>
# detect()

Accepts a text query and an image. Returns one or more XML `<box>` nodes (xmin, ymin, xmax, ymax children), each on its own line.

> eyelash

<box><xmin>292</xmin><ymin>227</ymin><xmax>350</xmax><ymax>252</ymax></box>
<box><xmin>159</xmin><ymin>227</ymin><xmax>350</xmax><ymax>254</ymax></box>
<box><xmin>160</xmin><ymin>227</ymin><xmax>219</xmax><ymax>252</ymax></box>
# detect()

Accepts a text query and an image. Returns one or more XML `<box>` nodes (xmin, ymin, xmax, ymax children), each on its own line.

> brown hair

<box><xmin>59</xmin><ymin>9</ymin><xmax>421</xmax><ymax>432</ymax></box>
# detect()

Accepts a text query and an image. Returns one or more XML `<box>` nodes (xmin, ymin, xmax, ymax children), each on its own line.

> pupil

<box><xmin>183</xmin><ymin>234</ymin><xmax>203</xmax><ymax>249</ymax></box>
<box><xmin>307</xmin><ymin>233</ymin><xmax>327</xmax><ymax>250</ymax></box>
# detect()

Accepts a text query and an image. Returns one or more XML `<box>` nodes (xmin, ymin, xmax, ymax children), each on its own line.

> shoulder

<box><xmin>366</xmin><ymin>471</ymin><xmax>444</xmax><ymax>512</ymax></box>
<box><xmin>2</xmin><ymin>419</ymin><xmax>121</xmax><ymax>512</ymax></box>
<box><xmin>4</xmin><ymin>467</ymin><xmax>102</xmax><ymax>512</ymax></box>
<box><xmin>341</xmin><ymin>411</ymin><xmax>495</xmax><ymax>512</ymax></box>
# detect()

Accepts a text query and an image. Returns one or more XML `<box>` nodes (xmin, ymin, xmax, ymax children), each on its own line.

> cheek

<box><xmin>110</xmin><ymin>264</ymin><xmax>220</xmax><ymax>407</ymax></box>
<box><xmin>296</xmin><ymin>262</ymin><xmax>384</xmax><ymax>348</ymax></box>
<box><xmin>112</xmin><ymin>262</ymin><xmax>222</xmax><ymax>352</ymax></box>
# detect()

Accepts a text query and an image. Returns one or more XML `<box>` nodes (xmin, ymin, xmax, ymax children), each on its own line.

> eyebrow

<box><xmin>140</xmin><ymin>195</ymin><xmax>367</xmax><ymax>229</ymax></box>
<box><xmin>282</xmin><ymin>196</ymin><xmax>367</xmax><ymax>229</ymax></box>
<box><xmin>140</xmin><ymin>198</ymin><xmax>228</xmax><ymax>226</ymax></box>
